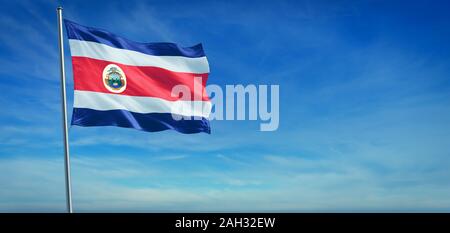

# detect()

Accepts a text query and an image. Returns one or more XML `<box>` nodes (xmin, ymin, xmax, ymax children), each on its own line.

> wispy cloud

<box><xmin>2</xmin><ymin>153</ymin><xmax>450</xmax><ymax>212</ymax></box>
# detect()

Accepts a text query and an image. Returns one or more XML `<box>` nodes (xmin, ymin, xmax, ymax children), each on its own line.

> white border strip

<box><xmin>69</xmin><ymin>40</ymin><xmax>210</xmax><ymax>74</ymax></box>
<box><xmin>74</xmin><ymin>90</ymin><xmax>211</xmax><ymax>118</ymax></box>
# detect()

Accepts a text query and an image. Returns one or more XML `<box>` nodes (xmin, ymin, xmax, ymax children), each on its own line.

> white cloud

<box><xmin>1</xmin><ymin>151</ymin><xmax>450</xmax><ymax>212</ymax></box>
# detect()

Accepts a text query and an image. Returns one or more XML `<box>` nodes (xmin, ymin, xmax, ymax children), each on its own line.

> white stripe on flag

<box><xmin>74</xmin><ymin>90</ymin><xmax>211</xmax><ymax>118</ymax></box>
<box><xmin>68</xmin><ymin>40</ymin><xmax>210</xmax><ymax>73</ymax></box>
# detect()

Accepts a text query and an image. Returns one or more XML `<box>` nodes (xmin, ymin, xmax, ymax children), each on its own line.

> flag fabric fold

<box><xmin>64</xmin><ymin>19</ymin><xmax>211</xmax><ymax>134</ymax></box>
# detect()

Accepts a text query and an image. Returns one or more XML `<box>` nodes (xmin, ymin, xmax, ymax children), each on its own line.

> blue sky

<box><xmin>1</xmin><ymin>0</ymin><xmax>450</xmax><ymax>212</ymax></box>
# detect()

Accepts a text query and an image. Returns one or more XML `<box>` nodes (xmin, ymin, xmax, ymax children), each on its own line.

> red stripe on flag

<box><xmin>71</xmin><ymin>57</ymin><xmax>210</xmax><ymax>101</ymax></box>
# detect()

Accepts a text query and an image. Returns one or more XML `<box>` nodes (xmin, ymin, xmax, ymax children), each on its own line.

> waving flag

<box><xmin>64</xmin><ymin>20</ymin><xmax>211</xmax><ymax>134</ymax></box>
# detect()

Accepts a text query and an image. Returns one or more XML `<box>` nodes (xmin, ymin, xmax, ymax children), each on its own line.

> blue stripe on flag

<box><xmin>64</xmin><ymin>19</ymin><xmax>205</xmax><ymax>58</ymax></box>
<box><xmin>71</xmin><ymin>108</ymin><xmax>211</xmax><ymax>134</ymax></box>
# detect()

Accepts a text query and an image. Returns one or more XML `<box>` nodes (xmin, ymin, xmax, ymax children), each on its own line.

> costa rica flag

<box><xmin>64</xmin><ymin>19</ymin><xmax>211</xmax><ymax>134</ymax></box>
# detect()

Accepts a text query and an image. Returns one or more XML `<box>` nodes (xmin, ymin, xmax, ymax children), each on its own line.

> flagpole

<box><xmin>57</xmin><ymin>6</ymin><xmax>73</xmax><ymax>213</ymax></box>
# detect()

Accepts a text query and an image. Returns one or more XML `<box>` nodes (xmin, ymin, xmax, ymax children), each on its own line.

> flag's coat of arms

<box><xmin>103</xmin><ymin>64</ymin><xmax>126</xmax><ymax>93</ymax></box>
<box><xmin>64</xmin><ymin>20</ymin><xmax>211</xmax><ymax>134</ymax></box>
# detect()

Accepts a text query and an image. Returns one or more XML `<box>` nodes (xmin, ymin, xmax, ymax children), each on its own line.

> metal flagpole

<box><xmin>57</xmin><ymin>6</ymin><xmax>73</xmax><ymax>213</ymax></box>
